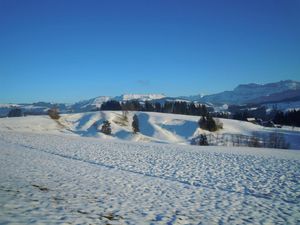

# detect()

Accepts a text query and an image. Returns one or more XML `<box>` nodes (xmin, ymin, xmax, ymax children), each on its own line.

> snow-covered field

<box><xmin>0</xmin><ymin>112</ymin><xmax>300</xmax><ymax>224</ymax></box>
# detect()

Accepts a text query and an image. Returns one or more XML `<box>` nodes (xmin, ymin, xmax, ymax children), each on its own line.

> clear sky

<box><xmin>0</xmin><ymin>0</ymin><xmax>299</xmax><ymax>103</ymax></box>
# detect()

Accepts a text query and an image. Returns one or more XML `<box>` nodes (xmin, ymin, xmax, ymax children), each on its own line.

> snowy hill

<box><xmin>1</xmin><ymin>111</ymin><xmax>299</xmax><ymax>149</ymax></box>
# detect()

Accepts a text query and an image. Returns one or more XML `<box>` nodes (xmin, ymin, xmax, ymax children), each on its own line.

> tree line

<box><xmin>273</xmin><ymin>109</ymin><xmax>300</xmax><ymax>127</ymax></box>
<box><xmin>218</xmin><ymin>104</ymin><xmax>300</xmax><ymax>128</ymax></box>
<box><xmin>100</xmin><ymin>100</ymin><xmax>212</xmax><ymax>117</ymax></box>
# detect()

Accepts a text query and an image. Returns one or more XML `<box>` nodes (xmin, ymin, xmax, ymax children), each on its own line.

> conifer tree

<box><xmin>132</xmin><ymin>114</ymin><xmax>140</xmax><ymax>133</ymax></box>
<box><xmin>199</xmin><ymin>134</ymin><xmax>209</xmax><ymax>145</ymax></box>
<box><xmin>199</xmin><ymin>115</ymin><xmax>218</xmax><ymax>132</ymax></box>
<box><xmin>101</xmin><ymin>120</ymin><xmax>112</xmax><ymax>135</ymax></box>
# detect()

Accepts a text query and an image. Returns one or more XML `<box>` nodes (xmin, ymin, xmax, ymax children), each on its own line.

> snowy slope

<box><xmin>0</xmin><ymin>130</ymin><xmax>300</xmax><ymax>224</ymax></box>
<box><xmin>1</xmin><ymin>111</ymin><xmax>300</xmax><ymax>149</ymax></box>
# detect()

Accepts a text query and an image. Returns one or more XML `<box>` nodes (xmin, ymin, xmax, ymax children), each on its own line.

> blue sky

<box><xmin>0</xmin><ymin>0</ymin><xmax>299</xmax><ymax>103</ymax></box>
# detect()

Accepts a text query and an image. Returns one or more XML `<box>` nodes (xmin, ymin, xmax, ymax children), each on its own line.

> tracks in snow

<box><xmin>2</xmin><ymin>137</ymin><xmax>298</xmax><ymax>204</ymax></box>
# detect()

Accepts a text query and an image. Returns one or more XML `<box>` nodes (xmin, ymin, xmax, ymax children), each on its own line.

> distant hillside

<box><xmin>200</xmin><ymin>80</ymin><xmax>300</xmax><ymax>104</ymax></box>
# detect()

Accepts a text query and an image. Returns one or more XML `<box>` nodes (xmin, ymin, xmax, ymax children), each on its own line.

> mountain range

<box><xmin>1</xmin><ymin>80</ymin><xmax>299</xmax><ymax>116</ymax></box>
<box><xmin>199</xmin><ymin>80</ymin><xmax>300</xmax><ymax>105</ymax></box>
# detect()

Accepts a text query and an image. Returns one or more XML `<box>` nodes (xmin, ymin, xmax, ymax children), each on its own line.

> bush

<box><xmin>48</xmin><ymin>108</ymin><xmax>60</xmax><ymax>120</ymax></box>
<box><xmin>199</xmin><ymin>134</ymin><xmax>209</xmax><ymax>145</ymax></box>
<box><xmin>101</xmin><ymin>120</ymin><xmax>112</xmax><ymax>135</ymax></box>
<box><xmin>191</xmin><ymin>134</ymin><xmax>209</xmax><ymax>146</ymax></box>
<box><xmin>198</xmin><ymin>115</ymin><xmax>221</xmax><ymax>132</ymax></box>
<box><xmin>113</xmin><ymin>111</ymin><xmax>129</xmax><ymax>126</ymax></box>
<box><xmin>132</xmin><ymin>114</ymin><xmax>140</xmax><ymax>133</ymax></box>
<box><xmin>122</xmin><ymin>110</ymin><xmax>129</xmax><ymax>122</ymax></box>
<box><xmin>248</xmin><ymin>136</ymin><xmax>261</xmax><ymax>147</ymax></box>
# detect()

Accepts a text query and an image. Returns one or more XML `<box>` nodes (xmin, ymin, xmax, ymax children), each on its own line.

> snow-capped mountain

<box><xmin>178</xmin><ymin>94</ymin><xmax>205</xmax><ymax>102</ymax></box>
<box><xmin>70</xmin><ymin>96</ymin><xmax>113</xmax><ymax>112</ymax></box>
<box><xmin>116</xmin><ymin>94</ymin><xmax>166</xmax><ymax>101</ymax></box>
<box><xmin>199</xmin><ymin>80</ymin><xmax>300</xmax><ymax>104</ymax></box>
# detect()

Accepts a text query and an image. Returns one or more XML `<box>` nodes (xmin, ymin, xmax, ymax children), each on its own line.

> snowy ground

<box><xmin>0</xmin><ymin>112</ymin><xmax>300</xmax><ymax>224</ymax></box>
<box><xmin>0</xmin><ymin>129</ymin><xmax>300</xmax><ymax>224</ymax></box>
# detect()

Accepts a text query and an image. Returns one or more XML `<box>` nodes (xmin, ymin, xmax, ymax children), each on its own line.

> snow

<box><xmin>82</xmin><ymin>96</ymin><xmax>112</xmax><ymax>108</ymax></box>
<box><xmin>0</xmin><ymin>111</ymin><xmax>300</xmax><ymax>223</ymax></box>
<box><xmin>0</xmin><ymin>128</ymin><xmax>300</xmax><ymax>224</ymax></box>
<box><xmin>120</xmin><ymin>94</ymin><xmax>166</xmax><ymax>101</ymax></box>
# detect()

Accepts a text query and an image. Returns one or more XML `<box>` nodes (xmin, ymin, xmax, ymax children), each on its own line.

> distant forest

<box><xmin>213</xmin><ymin>105</ymin><xmax>300</xmax><ymax>127</ymax></box>
<box><xmin>100</xmin><ymin>100</ymin><xmax>212</xmax><ymax>117</ymax></box>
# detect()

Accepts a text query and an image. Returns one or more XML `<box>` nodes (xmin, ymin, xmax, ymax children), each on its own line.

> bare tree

<box><xmin>248</xmin><ymin>135</ymin><xmax>261</xmax><ymax>147</ymax></box>
<box><xmin>268</xmin><ymin>132</ymin><xmax>289</xmax><ymax>149</ymax></box>
<box><xmin>48</xmin><ymin>108</ymin><xmax>60</xmax><ymax>120</ymax></box>
<box><xmin>122</xmin><ymin>110</ymin><xmax>129</xmax><ymax>122</ymax></box>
